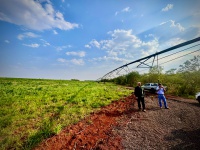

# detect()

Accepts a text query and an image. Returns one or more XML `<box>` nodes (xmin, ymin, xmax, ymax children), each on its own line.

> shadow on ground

<box><xmin>165</xmin><ymin>129</ymin><xmax>200</xmax><ymax>150</ymax></box>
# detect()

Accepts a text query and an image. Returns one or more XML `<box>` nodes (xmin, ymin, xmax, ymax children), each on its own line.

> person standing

<box><xmin>156</xmin><ymin>83</ymin><xmax>169</xmax><ymax>109</ymax></box>
<box><xmin>134</xmin><ymin>82</ymin><xmax>146</xmax><ymax>112</ymax></box>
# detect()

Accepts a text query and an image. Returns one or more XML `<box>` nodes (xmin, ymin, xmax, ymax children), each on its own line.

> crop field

<box><xmin>0</xmin><ymin>78</ymin><xmax>132</xmax><ymax>150</ymax></box>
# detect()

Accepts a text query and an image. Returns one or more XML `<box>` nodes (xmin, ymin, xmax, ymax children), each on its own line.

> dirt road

<box><xmin>35</xmin><ymin>94</ymin><xmax>200</xmax><ymax>150</ymax></box>
<box><xmin>116</xmin><ymin>95</ymin><xmax>200</xmax><ymax>150</ymax></box>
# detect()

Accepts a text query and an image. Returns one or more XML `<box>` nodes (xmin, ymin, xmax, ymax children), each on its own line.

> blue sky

<box><xmin>0</xmin><ymin>0</ymin><xmax>200</xmax><ymax>80</ymax></box>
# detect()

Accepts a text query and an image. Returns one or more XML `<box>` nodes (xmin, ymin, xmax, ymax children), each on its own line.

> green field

<box><xmin>0</xmin><ymin>78</ymin><xmax>132</xmax><ymax>150</ymax></box>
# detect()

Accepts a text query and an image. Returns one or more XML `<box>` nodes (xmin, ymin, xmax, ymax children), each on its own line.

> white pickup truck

<box><xmin>141</xmin><ymin>83</ymin><xmax>167</xmax><ymax>93</ymax></box>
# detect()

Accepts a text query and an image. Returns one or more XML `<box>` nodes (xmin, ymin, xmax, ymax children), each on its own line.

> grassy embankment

<box><xmin>0</xmin><ymin>78</ymin><xmax>132</xmax><ymax>150</ymax></box>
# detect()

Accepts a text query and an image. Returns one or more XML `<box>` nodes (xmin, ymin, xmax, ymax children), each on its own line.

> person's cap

<box><xmin>158</xmin><ymin>83</ymin><xmax>161</xmax><ymax>85</ymax></box>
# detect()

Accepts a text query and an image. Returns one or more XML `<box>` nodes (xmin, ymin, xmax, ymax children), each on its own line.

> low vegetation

<box><xmin>0</xmin><ymin>78</ymin><xmax>132</xmax><ymax>150</ymax></box>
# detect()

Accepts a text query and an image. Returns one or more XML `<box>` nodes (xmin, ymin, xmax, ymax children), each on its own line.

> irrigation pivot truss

<box><xmin>98</xmin><ymin>37</ymin><xmax>200</xmax><ymax>81</ymax></box>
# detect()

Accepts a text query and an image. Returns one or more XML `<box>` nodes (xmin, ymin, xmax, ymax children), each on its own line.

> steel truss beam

<box><xmin>98</xmin><ymin>37</ymin><xmax>200</xmax><ymax>81</ymax></box>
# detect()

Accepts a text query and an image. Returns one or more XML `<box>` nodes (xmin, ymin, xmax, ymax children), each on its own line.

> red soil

<box><xmin>34</xmin><ymin>95</ymin><xmax>136</xmax><ymax>150</ymax></box>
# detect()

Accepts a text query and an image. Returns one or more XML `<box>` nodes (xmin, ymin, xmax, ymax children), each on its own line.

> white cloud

<box><xmin>85</xmin><ymin>44</ymin><xmax>91</xmax><ymax>48</ymax></box>
<box><xmin>40</xmin><ymin>39</ymin><xmax>50</xmax><ymax>47</ymax></box>
<box><xmin>23</xmin><ymin>43</ymin><xmax>40</xmax><ymax>48</ymax></box>
<box><xmin>17</xmin><ymin>32</ymin><xmax>40</xmax><ymax>40</ymax></box>
<box><xmin>105</xmin><ymin>29</ymin><xmax>158</xmax><ymax>56</ymax></box>
<box><xmin>122</xmin><ymin>7</ymin><xmax>131</xmax><ymax>12</ymax></box>
<box><xmin>145</xmin><ymin>34</ymin><xmax>155</xmax><ymax>38</ymax></box>
<box><xmin>57</xmin><ymin>58</ymin><xmax>84</xmax><ymax>65</ymax></box>
<box><xmin>165</xmin><ymin>38</ymin><xmax>186</xmax><ymax>47</ymax></box>
<box><xmin>71</xmin><ymin>59</ymin><xmax>84</xmax><ymax>65</ymax></box>
<box><xmin>57</xmin><ymin>58</ymin><xmax>67</xmax><ymax>63</ymax></box>
<box><xmin>66</xmin><ymin>51</ymin><xmax>86</xmax><ymax>57</ymax></box>
<box><xmin>162</xmin><ymin>4</ymin><xmax>173</xmax><ymax>12</ymax></box>
<box><xmin>0</xmin><ymin>0</ymin><xmax>78</xmax><ymax>31</ymax></box>
<box><xmin>141</xmin><ymin>38</ymin><xmax>159</xmax><ymax>54</ymax></box>
<box><xmin>90</xmin><ymin>39</ymin><xmax>101</xmax><ymax>48</ymax></box>
<box><xmin>44</xmin><ymin>43</ymin><xmax>50</xmax><ymax>47</ymax></box>
<box><xmin>115</xmin><ymin>7</ymin><xmax>131</xmax><ymax>16</ymax></box>
<box><xmin>56</xmin><ymin>45</ymin><xmax>72</xmax><ymax>51</ymax></box>
<box><xmin>88</xmin><ymin>29</ymin><xmax>159</xmax><ymax>60</ymax></box>
<box><xmin>92</xmin><ymin>56</ymin><xmax>127</xmax><ymax>63</ymax></box>
<box><xmin>5</xmin><ymin>40</ymin><xmax>10</xmax><ymax>43</ymax></box>
<box><xmin>53</xmin><ymin>30</ymin><xmax>58</xmax><ymax>34</ymax></box>
<box><xmin>159</xmin><ymin>21</ymin><xmax>168</xmax><ymax>25</ymax></box>
<box><xmin>169</xmin><ymin>20</ymin><xmax>185</xmax><ymax>31</ymax></box>
<box><xmin>159</xmin><ymin>20</ymin><xmax>185</xmax><ymax>32</ymax></box>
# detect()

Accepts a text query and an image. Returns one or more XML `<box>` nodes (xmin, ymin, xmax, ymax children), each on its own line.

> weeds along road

<box><xmin>35</xmin><ymin>94</ymin><xmax>200</xmax><ymax>150</ymax></box>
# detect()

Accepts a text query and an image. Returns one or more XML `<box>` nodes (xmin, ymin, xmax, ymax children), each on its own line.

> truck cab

<box><xmin>142</xmin><ymin>83</ymin><xmax>168</xmax><ymax>93</ymax></box>
<box><xmin>141</xmin><ymin>83</ymin><xmax>158</xmax><ymax>93</ymax></box>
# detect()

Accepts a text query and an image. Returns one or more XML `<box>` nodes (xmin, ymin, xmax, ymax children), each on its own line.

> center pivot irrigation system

<box><xmin>98</xmin><ymin>37</ymin><xmax>200</xmax><ymax>81</ymax></box>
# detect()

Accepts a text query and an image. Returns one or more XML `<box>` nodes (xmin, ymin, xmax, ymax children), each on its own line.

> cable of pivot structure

<box><xmin>159</xmin><ymin>48</ymin><xmax>200</xmax><ymax>66</ymax></box>
<box><xmin>134</xmin><ymin>43</ymin><xmax>200</xmax><ymax>68</ymax></box>
<box><xmin>158</xmin><ymin>43</ymin><xmax>200</xmax><ymax>61</ymax></box>
<box><xmin>137</xmin><ymin>48</ymin><xmax>200</xmax><ymax>74</ymax></box>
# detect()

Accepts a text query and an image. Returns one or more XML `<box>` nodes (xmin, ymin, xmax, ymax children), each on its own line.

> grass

<box><xmin>0</xmin><ymin>78</ymin><xmax>132</xmax><ymax>150</ymax></box>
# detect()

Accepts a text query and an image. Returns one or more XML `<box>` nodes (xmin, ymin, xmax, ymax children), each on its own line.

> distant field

<box><xmin>0</xmin><ymin>78</ymin><xmax>132</xmax><ymax>150</ymax></box>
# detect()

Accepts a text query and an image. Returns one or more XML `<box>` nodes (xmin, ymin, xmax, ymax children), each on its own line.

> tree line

<box><xmin>101</xmin><ymin>55</ymin><xmax>200</xmax><ymax>98</ymax></box>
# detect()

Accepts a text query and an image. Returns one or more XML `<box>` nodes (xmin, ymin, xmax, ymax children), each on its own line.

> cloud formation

<box><xmin>162</xmin><ymin>4</ymin><xmax>173</xmax><ymax>12</ymax></box>
<box><xmin>170</xmin><ymin>20</ymin><xmax>185</xmax><ymax>31</ymax></box>
<box><xmin>56</xmin><ymin>45</ymin><xmax>72</xmax><ymax>51</ymax></box>
<box><xmin>0</xmin><ymin>0</ymin><xmax>78</xmax><ymax>31</ymax></box>
<box><xmin>88</xmin><ymin>29</ymin><xmax>159</xmax><ymax>60</ymax></box>
<box><xmin>122</xmin><ymin>7</ymin><xmax>131</xmax><ymax>12</ymax></box>
<box><xmin>53</xmin><ymin>30</ymin><xmax>58</xmax><ymax>35</ymax></box>
<box><xmin>17</xmin><ymin>32</ymin><xmax>40</xmax><ymax>40</ymax></box>
<box><xmin>165</xmin><ymin>38</ymin><xmax>186</xmax><ymax>47</ymax></box>
<box><xmin>89</xmin><ymin>39</ymin><xmax>101</xmax><ymax>48</ymax></box>
<box><xmin>40</xmin><ymin>39</ymin><xmax>50</xmax><ymax>47</ymax></box>
<box><xmin>66</xmin><ymin>51</ymin><xmax>86</xmax><ymax>57</ymax></box>
<box><xmin>57</xmin><ymin>58</ymin><xmax>84</xmax><ymax>65</ymax></box>
<box><xmin>23</xmin><ymin>43</ymin><xmax>40</xmax><ymax>48</ymax></box>
<box><xmin>160</xmin><ymin>20</ymin><xmax>185</xmax><ymax>31</ymax></box>
<box><xmin>91</xmin><ymin>56</ymin><xmax>127</xmax><ymax>63</ymax></box>
<box><xmin>71</xmin><ymin>59</ymin><xmax>84</xmax><ymax>65</ymax></box>
<box><xmin>85</xmin><ymin>44</ymin><xmax>91</xmax><ymax>48</ymax></box>
<box><xmin>115</xmin><ymin>6</ymin><xmax>131</xmax><ymax>16</ymax></box>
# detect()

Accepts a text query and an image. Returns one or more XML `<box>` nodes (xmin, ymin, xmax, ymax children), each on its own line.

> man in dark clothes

<box><xmin>134</xmin><ymin>82</ymin><xmax>146</xmax><ymax>112</ymax></box>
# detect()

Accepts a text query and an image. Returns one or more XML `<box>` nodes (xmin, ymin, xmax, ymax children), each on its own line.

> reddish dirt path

<box><xmin>35</xmin><ymin>95</ymin><xmax>136</xmax><ymax>150</ymax></box>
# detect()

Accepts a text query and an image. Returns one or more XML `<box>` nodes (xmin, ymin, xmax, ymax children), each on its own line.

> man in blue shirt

<box><xmin>156</xmin><ymin>83</ymin><xmax>169</xmax><ymax>109</ymax></box>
